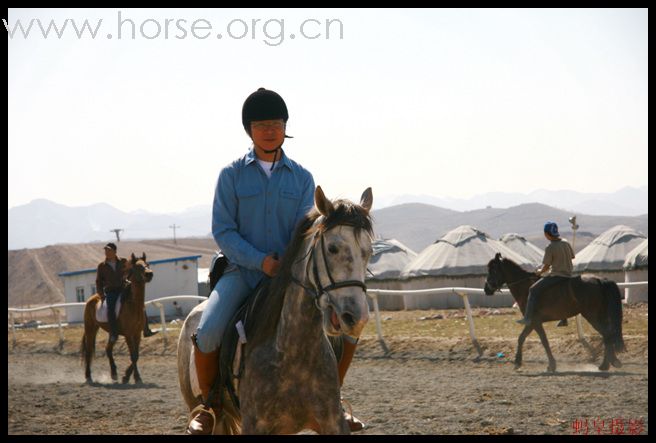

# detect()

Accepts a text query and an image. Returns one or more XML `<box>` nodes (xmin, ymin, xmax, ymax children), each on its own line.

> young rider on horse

<box><xmin>516</xmin><ymin>222</ymin><xmax>575</xmax><ymax>326</ymax></box>
<box><xmin>187</xmin><ymin>88</ymin><xmax>365</xmax><ymax>435</ymax></box>
<box><xmin>95</xmin><ymin>243</ymin><xmax>157</xmax><ymax>343</ymax></box>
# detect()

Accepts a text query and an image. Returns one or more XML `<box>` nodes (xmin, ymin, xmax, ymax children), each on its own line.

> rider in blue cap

<box><xmin>516</xmin><ymin>221</ymin><xmax>576</xmax><ymax>326</ymax></box>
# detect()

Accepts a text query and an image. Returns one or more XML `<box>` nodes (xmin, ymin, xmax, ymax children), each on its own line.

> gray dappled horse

<box><xmin>177</xmin><ymin>186</ymin><xmax>373</xmax><ymax>434</ymax></box>
<box><xmin>484</xmin><ymin>253</ymin><xmax>625</xmax><ymax>373</ymax></box>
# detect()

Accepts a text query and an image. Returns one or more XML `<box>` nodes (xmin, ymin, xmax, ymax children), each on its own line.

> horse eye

<box><xmin>328</xmin><ymin>244</ymin><xmax>338</xmax><ymax>254</ymax></box>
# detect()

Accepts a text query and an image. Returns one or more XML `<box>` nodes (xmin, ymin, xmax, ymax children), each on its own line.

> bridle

<box><xmin>291</xmin><ymin>228</ymin><xmax>368</xmax><ymax>309</ymax></box>
<box><xmin>488</xmin><ymin>261</ymin><xmax>535</xmax><ymax>292</ymax></box>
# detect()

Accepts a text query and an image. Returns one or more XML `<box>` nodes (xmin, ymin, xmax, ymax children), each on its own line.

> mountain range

<box><xmin>7</xmin><ymin>186</ymin><xmax>647</xmax><ymax>251</ymax></box>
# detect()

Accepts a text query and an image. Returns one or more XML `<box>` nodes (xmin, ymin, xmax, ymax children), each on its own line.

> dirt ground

<box><xmin>8</xmin><ymin>306</ymin><xmax>649</xmax><ymax>435</ymax></box>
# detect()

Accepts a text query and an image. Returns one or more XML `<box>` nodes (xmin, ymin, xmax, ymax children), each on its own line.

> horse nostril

<box><xmin>341</xmin><ymin>312</ymin><xmax>356</xmax><ymax>328</ymax></box>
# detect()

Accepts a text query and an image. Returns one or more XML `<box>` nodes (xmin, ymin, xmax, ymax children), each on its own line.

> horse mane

<box><xmin>499</xmin><ymin>256</ymin><xmax>537</xmax><ymax>280</ymax></box>
<box><xmin>247</xmin><ymin>199</ymin><xmax>374</xmax><ymax>346</ymax></box>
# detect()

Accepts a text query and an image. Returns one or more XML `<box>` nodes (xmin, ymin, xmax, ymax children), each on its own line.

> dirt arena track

<box><xmin>8</xmin><ymin>311</ymin><xmax>648</xmax><ymax>435</ymax></box>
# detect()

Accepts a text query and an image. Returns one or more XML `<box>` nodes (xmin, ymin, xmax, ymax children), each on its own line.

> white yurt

<box><xmin>499</xmin><ymin>233</ymin><xmax>544</xmax><ymax>267</ymax></box>
<box><xmin>623</xmin><ymin>239</ymin><xmax>648</xmax><ymax>303</ymax></box>
<box><xmin>400</xmin><ymin>225</ymin><xmax>534</xmax><ymax>309</ymax></box>
<box><xmin>366</xmin><ymin>238</ymin><xmax>417</xmax><ymax>310</ymax></box>
<box><xmin>573</xmin><ymin>225</ymin><xmax>647</xmax><ymax>283</ymax></box>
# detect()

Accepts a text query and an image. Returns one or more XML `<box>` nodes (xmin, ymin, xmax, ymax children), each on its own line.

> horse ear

<box><xmin>314</xmin><ymin>186</ymin><xmax>335</xmax><ymax>217</ymax></box>
<box><xmin>142</xmin><ymin>252</ymin><xmax>147</xmax><ymax>262</ymax></box>
<box><xmin>131</xmin><ymin>252</ymin><xmax>137</xmax><ymax>263</ymax></box>
<box><xmin>360</xmin><ymin>187</ymin><xmax>373</xmax><ymax>214</ymax></box>
<box><xmin>495</xmin><ymin>252</ymin><xmax>502</xmax><ymax>261</ymax></box>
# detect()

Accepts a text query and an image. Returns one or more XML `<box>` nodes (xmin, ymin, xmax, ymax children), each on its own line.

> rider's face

<box><xmin>250</xmin><ymin>119</ymin><xmax>285</xmax><ymax>152</ymax></box>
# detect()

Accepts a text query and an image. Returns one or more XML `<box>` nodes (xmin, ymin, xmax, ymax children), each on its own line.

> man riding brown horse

<box><xmin>96</xmin><ymin>242</ymin><xmax>157</xmax><ymax>342</ymax></box>
<box><xmin>516</xmin><ymin>222</ymin><xmax>575</xmax><ymax>327</ymax></box>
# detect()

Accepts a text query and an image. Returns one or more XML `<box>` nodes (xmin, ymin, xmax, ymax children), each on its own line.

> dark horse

<box><xmin>484</xmin><ymin>253</ymin><xmax>625</xmax><ymax>372</ymax></box>
<box><xmin>177</xmin><ymin>186</ymin><xmax>373</xmax><ymax>434</ymax></box>
<box><xmin>81</xmin><ymin>253</ymin><xmax>153</xmax><ymax>383</ymax></box>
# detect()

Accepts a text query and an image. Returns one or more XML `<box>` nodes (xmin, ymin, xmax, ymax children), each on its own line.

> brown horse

<box><xmin>80</xmin><ymin>253</ymin><xmax>153</xmax><ymax>383</ymax></box>
<box><xmin>484</xmin><ymin>253</ymin><xmax>625</xmax><ymax>373</ymax></box>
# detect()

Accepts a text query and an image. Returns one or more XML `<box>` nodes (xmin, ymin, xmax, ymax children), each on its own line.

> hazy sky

<box><xmin>7</xmin><ymin>8</ymin><xmax>648</xmax><ymax>213</ymax></box>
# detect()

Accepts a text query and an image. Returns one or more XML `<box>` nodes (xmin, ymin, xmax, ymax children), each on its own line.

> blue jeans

<box><xmin>104</xmin><ymin>288</ymin><xmax>122</xmax><ymax>336</ymax></box>
<box><xmin>195</xmin><ymin>267</ymin><xmax>253</xmax><ymax>354</ymax></box>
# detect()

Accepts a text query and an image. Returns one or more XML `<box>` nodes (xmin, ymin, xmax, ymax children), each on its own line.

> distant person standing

<box><xmin>516</xmin><ymin>222</ymin><xmax>576</xmax><ymax>326</ymax></box>
<box><xmin>95</xmin><ymin>243</ymin><xmax>157</xmax><ymax>342</ymax></box>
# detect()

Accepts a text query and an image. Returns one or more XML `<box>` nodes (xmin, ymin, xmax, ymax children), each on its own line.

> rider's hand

<box><xmin>262</xmin><ymin>254</ymin><xmax>281</xmax><ymax>277</ymax></box>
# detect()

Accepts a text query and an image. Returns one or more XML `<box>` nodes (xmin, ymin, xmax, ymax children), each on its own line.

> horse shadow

<box><xmin>84</xmin><ymin>381</ymin><xmax>162</xmax><ymax>390</ymax></box>
<box><xmin>516</xmin><ymin>370</ymin><xmax>636</xmax><ymax>379</ymax></box>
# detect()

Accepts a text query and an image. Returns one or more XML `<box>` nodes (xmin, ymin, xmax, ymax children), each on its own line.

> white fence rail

<box><xmin>366</xmin><ymin>281</ymin><xmax>648</xmax><ymax>355</ymax></box>
<box><xmin>8</xmin><ymin>282</ymin><xmax>647</xmax><ymax>353</ymax></box>
<box><xmin>8</xmin><ymin>295</ymin><xmax>207</xmax><ymax>348</ymax></box>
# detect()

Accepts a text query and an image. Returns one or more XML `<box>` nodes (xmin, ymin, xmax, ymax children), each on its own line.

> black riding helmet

<box><xmin>241</xmin><ymin>87</ymin><xmax>290</xmax><ymax>138</ymax></box>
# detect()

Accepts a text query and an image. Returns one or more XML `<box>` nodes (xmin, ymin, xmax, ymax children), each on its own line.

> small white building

<box><xmin>623</xmin><ymin>239</ymin><xmax>648</xmax><ymax>303</ymax></box>
<box><xmin>58</xmin><ymin>255</ymin><xmax>203</xmax><ymax>323</ymax></box>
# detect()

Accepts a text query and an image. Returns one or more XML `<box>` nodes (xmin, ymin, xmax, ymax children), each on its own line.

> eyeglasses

<box><xmin>251</xmin><ymin>121</ymin><xmax>285</xmax><ymax>132</ymax></box>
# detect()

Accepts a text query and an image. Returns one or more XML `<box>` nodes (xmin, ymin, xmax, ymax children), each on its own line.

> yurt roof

<box><xmin>367</xmin><ymin>238</ymin><xmax>417</xmax><ymax>280</ymax></box>
<box><xmin>401</xmin><ymin>225</ymin><xmax>534</xmax><ymax>278</ymax></box>
<box><xmin>573</xmin><ymin>225</ymin><xmax>647</xmax><ymax>272</ymax></box>
<box><xmin>499</xmin><ymin>233</ymin><xmax>544</xmax><ymax>266</ymax></box>
<box><xmin>623</xmin><ymin>238</ymin><xmax>648</xmax><ymax>271</ymax></box>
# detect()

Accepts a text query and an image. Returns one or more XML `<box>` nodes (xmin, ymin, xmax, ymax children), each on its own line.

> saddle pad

<box><xmin>95</xmin><ymin>299</ymin><xmax>123</xmax><ymax>323</ymax></box>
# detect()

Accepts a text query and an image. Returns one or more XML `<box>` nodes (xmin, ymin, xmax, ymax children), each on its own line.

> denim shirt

<box><xmin>212</xmin><ymin>148</ymin><xmax>315</xmax><ymax>289</ymax></box>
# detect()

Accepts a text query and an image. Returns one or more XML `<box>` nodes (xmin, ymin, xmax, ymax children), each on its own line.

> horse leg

<box><xmin>82</xmin><ymin>324</ymin><xmax>99</xmax><ymax>383</ymax></box>
<box><xmin>580</xmin><ymin>314</ymin><xmax>614</xmax><ymax>371</ymax></box>
<box><xmin>514</xmin><ymin>325</ymin><xmax>533</xmax><ymax>369</ymax></box>
<box><xmin>533</xmin><ymin>323</ymin><xmax>556</xmax><ymax>373</ymax></box>
<box><xmin>106</xmin><ymin>337</ymin><xmax>118</xmax><ymax>381</ymax></box>
<box><xmin>122</xmin><ymin>336</ymin><xmax>136</xmax><ymax>384</ymax></box>
<box><xmin>131</xmin><ymin>336</ymin><xmax>143</xmax><ymax>384</ymax></box>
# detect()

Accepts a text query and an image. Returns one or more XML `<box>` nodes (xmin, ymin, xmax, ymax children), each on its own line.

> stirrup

<box><xmin>186</xmin><ymin>404</ymin><xmax>217</xmax><ymax>434</ymax></box>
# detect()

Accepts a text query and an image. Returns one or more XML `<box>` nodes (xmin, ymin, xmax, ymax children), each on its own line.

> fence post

<box><xmin>457</xmin><ymin>291</ymin><xmax>483</xmax><ymax>358</ymax></box>
<box><xmin>10</xmin><ymin>312</ymin><xmax>16</xmax><ymax>349</ymax></box>
<box><xmin>155</xmin><ymin>302</ymin><xmax>167</xmax><ymax>344</ymax></box>
<box><xmin>52</xmin><ymin>307</ymin><xmax>64</xmax><ymax>350</ymax></box>
<box><xmin>368</xmin><ymin>291</ymin><xmax>390</xmax><ymax>354</ymax></box>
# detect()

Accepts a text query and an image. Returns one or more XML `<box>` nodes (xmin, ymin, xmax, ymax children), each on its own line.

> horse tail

<box><xmin>80</xmin><ymin>299</ymin><xmax>97</xmax><ymax>365</ymax></box>
<box><xmin>602</xmin><ymin>279</ymin><xmax>626</xmax><ymax>353</ymax></box>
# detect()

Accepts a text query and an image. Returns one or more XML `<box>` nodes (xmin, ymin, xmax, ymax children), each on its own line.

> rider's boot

<box><xmin>516</xmin><ymin>294</ymin><xmax>538</xmax><ymax>326</ymax></box>
<box><xmin>338</xmin><ymin>337</ymin><xmax>366</xmax><ymax>432</ymax></box>
<box><xmin>186</xmin><ymin>335</ymin><xmax>221</xmax><ymax>435</ymax></box>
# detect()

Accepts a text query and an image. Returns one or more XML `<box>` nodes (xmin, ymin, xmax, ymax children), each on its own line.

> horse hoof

<box><xmin>611</xmin><ymin>358</ymin><xmax>622</xmax><ymax>368</ymax></box>
<box><xmin>514</xmin><ymin>363</ymin><xmax>522</xmax><ymax>370</ymax></box>
<box><xmin>599</xmin><ymin>363</ymin><xmax>610</xmax><ymax>371</ymax></box>
<box><xmin>135</xmin><ymin>378</ymin><xmax>143</xmax><ymax>385</ymax></box>
<box><xmin>85</xmin><ymin>377</ymin><xmax>93</xmax><ymax>384</ymax></box>
<box><xmin>122</xmin><ymin>377</ymin><xmax>130</xmax><ymax>384</ymax></box>
<box><xmin>111</xmin><ymin>374</ymin><xmax>118</xmax><ymax>381</ymax></box>
<box><xmin>547</xmin><ymin>365</ymin><xmax>556</xmax><ymax>373</ymax></box>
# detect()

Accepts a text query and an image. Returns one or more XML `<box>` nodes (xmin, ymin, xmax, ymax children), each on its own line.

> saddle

<box><xmin>213</xmin><ymin>279</ymin><xmax>344</xmax><ymax>411</ymax></box>
<box><xmin>95</xmin><ymin>284</ymin><xmax>132</xmax><ymax>323</ymax></box>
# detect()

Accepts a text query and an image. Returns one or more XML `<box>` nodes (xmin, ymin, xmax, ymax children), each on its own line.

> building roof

<box><xmin>401</xmin><ymin>225</ymin><xmax>534</xmax><ymax>278</ymax></box>
<box><xmin>573</xmin><ymin>225</ymin><xmax>647</xmax><ymax>272</ymax></box>
<box><xmin>623</xmin><ymin>238</ymin><xmax>648</xmax><ymax>271</ymax></box>
<box><xmin>499</xmin><ymin>233</ymin><xmax>544</xmax><ymax>266</ymax></box>
<box><xmin>367</xmin><ymin>238</ymin><xmax>417</xmax><ymax>280</ymax></box>
<box><xmin>58</xmin><ymin>255</ymin><xmax>202</xmax><ymax>278</ymax></box>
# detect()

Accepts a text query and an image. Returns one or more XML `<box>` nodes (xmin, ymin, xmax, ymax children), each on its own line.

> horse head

<box><xmin>128</xmin><ymin>252</ymin><xmax>154</xmax><ymax>284</ymax></box>
<box><xmin>309</xmin><ymin>186</ymin><xmax>373</xmax><ymax>341</ymax></box>
<box><xmin>484</xmin><ymin>252</ymin><xmax>506</xmax><ymax>295</ymax></box>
